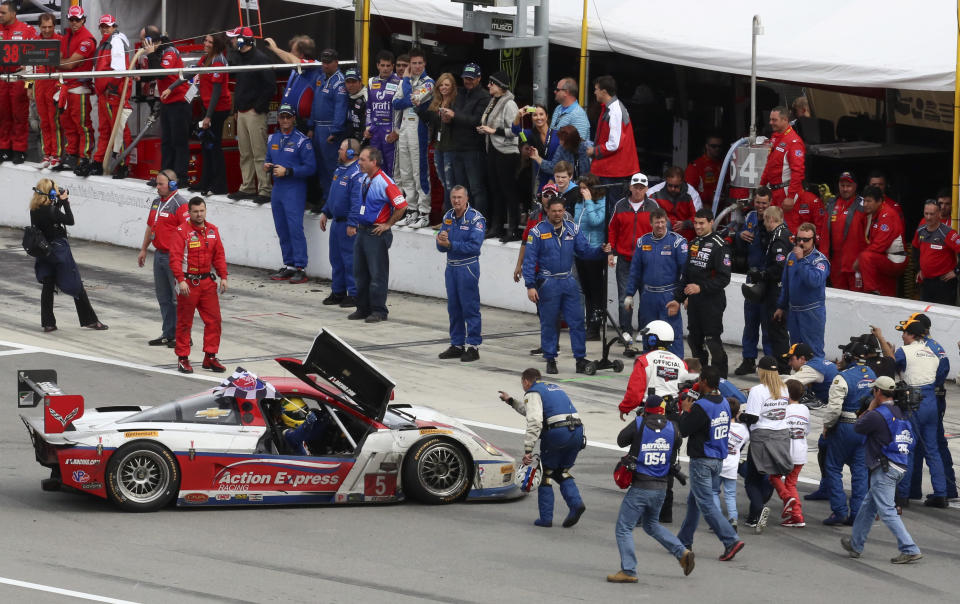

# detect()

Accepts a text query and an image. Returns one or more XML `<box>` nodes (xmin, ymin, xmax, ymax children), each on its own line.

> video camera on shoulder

<box><xmin>839</xmin><ymin>333</ymin><xmax>880</xmax><ymax>364</ymax></box>
<box><xmin>892</xmin><ymin>380</ymin><xmax>922</xmax><ymax>413</ymax></box>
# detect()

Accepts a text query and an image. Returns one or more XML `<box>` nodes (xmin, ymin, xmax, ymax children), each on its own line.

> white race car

<box><xmin>19</xmin><ymin>329</ymin><xmax>521</xmax><ymax>511</ymax></box>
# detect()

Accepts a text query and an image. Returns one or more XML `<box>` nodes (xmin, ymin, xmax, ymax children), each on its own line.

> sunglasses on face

<box><xmin>796</xmin><ymin>237</ymin><xmax>814</xmax><ymax>243</ymax></box>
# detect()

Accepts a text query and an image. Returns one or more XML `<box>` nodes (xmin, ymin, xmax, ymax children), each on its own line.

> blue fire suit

<box><xmin>366</xmin><ymin>74</ymin><xmax>401</xmax><ymax>177</ymax></box>
<box><xmin>777</xmin><ymin>248</ymin><xmax>830</xmax><ymax>358</ymax></box>
<box><xmin>523</xmin><ymin>219</ymin><xmax>605</xmax><ymax>360</ymax></box>
<box><xmin>321</xmin><ymin>160</ymin><xmax>363</xmax><ymax>296</ymax></box>
<box><xmin>718</xmin><ymin>378</ymin><xmax>746</xmax><ymax>405</ymax></box>
<box><xmin>265</xmin><ymin>128</ymin><xmax>316</xmax><ymax>269</ymax></box>
<box><xmin>437</xmin><ymin>206</ymin><xmax>485</xmax><ymax>347</ymax></box>
<box><xmin>310</xmin><ymin>70</ymin><xmax>348</xmax><ymax>202</ymax></box>
<box><xmin>739</xmin><ymin>210</ymin><xmax>770</xmax><ymax>359</ymax></box>
<box><xmin>283</xmin><ymin>409</ymin><xmax>330</xmax><ymax>456</ymax></box>
<box><xmin>907</xmin><ymin>337</ymin><xmax>956</xmax><ymax>498</ymax></box>
<box><xmin>824</xmin><ymin>363</ymin><xmax>873</xmax><ymax>520</ymax></box>
<box><xmin>625</xmin><ymin>230</ymin><xmax>688</xmax><ymax>357</ymax></box>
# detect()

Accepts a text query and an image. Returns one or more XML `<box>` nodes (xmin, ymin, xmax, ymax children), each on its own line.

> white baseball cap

<box><xmin>630</xmin><ymin>173</ymin><xmax>648</xmax><ymax>187</ymax></box>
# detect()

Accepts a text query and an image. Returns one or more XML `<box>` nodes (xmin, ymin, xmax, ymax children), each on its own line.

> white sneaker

<box><xmin>620</xmin><ymin>332</ymin><xmax>634</xmax><ymax>346</ymax></box>
<box><xmin>396</xmin><ymin>211</ymin><xmax>417</xmax><ymax>227</ymax></box>
<box><xmin>756</xmin><ymin>506</ymin><xmax>770</xmax><ymax>534</ymax></box>
<box><xmin>39</xmin><ymin>155</ymin><xmax>51</xmax><ymax>169</ymax></box>
<box><xmin>410</xmin><ymin>214</ymin><xmax>430</xmax><ymax>229</ymax></box>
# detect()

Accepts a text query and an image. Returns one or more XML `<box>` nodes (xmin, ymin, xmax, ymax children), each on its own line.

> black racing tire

<box><xmin>401</xmin><ymin>437</ymin><xmax>472</xmax><ymax>504</ymax></box>
<box><xmin>612</xmin><ymin>359</ymin><xmax>625</xmax><ymax>373</ymax></box>
<box><xmin>105</xmin><ymin>441</ymin><xmax>180</xmax><ymax>512</ymax></box>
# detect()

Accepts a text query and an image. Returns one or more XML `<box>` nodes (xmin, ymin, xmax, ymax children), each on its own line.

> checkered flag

<box><xmin>213</xmin><ymin>367</ymin><xmax>277</xmax><ymax>400</ymax></box>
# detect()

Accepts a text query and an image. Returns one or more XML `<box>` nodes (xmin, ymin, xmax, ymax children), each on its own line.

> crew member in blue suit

<box><xmin>821</xmin><ymin>338</ymin><xmax>876</xmax><ymax>525</ymax></box>
<box><xmin>734</xmin><ymin>187</ymin><xmax>772</xmax><ymax>375</ymax></box>
<box><xmin>623</xmin><ymin>207</ymin><xmax>688</xmax><ymax>358</ymax></box>
<box><xmin>437</xmin><ymin>185</ymin><xmax>485</xmax><ymax>363</ymax></box>
<box><xmin>500</xmin><ymin>368</ymin><xmax>587</xmax><ymax>528</ymax></box>
<box><xmin>264</xmin><ymin>104</ymin><xmax>316</xmax><ymax>284</ymax></box>
<box><xmin>522</xmin><ymin>196</ymin><xmax>611</xmax><ymax>375</ymax></box>
<box><xmin>319</xmin><ymin>138</ymin><xmax>363</xmax><ymax>307</ymax></box>
<box><xmin>774</xmin><ymin>221</ymin><xmax>830</xmax><ymax>357</ymax></box>
<box><xmin>309</xmin><ymin>49</ymin><xmax>348</xmax><ymax>204</ymax></box>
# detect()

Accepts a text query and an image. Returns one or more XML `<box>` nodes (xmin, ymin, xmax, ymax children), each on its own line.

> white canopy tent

<box><xmin>290</xmin><ymin>0</ymin><xmax>957</xmax><ymax>91</ymax></box>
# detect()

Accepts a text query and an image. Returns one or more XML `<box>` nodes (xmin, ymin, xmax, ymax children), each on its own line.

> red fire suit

<box><xmin>0</xmin><ymin>18</ymin><xmax>37</xmax><ymax>152</ymax></box>
<box><xmin>685</xmin><ymin>155</ymin><xmax>721</xmax><ymax>207</ymax></box>
<box><xmin>827</xmin><ymin>195</ymin><xmax>861</xmax><ymax>290</ymax></box>
<box><xmin>782</xmin><ymin>190</ymin><xmax>829</xmax><ymax>257</ymax></box>
<box><xmin>92</xmin><ymin>32</ymin><xmax>132</xmax><ymax>163</ymax></box>
<box><xmin>59</xmin><ymin>25</ymin><xmax>97</xmax><ymax>158</ymax></box>
<box><xmin>169</xmin><ymin>220</ymin><xmax>228</xmax><ymax>358</ymax></box>
<box><xmin>857</xmin><ymin>207</ymin><xmax>906</xmax><ymax>296</ymax></box>
<box><xmin>35</xmin><ymin>33</ymin><xmax>63</xmax><ymax>158</ymax></box>
<box><xmin>649</xmin><ymin>189</ymin><xmax>697</xmax><ymax>241</ymax></box>
<box><xmin>760</xmin><ymin>127</ymin><xmax>805</xmax><ymax>206</ymax></box>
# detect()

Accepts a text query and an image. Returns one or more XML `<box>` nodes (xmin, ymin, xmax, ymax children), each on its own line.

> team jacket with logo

<box><xmin>912</xmin><ymin>223</ymin><xmax>960</xmax><ymax>278</ymax></box>
<box><xmin>760</xmin><ymin>127</ymin><xmax>805</xmax><ymax>199</ymax></box>
<box><xmin>619</xmin><ymin>349</ymin><xmax>694</xmax><ymax>414</ymax></box>
<box><xmin>169</xmin><ymin>221</ymin><xmax>228</xmax><ymax>282</ymax></box>
<box><xmin>675</xmin><ymin>232</ymin><xmax>731</xmax><ymax>302</ymax></box>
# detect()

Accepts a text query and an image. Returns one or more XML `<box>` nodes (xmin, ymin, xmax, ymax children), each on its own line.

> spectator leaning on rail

<box><xmin>319</xmin><ymin>138</ymin><xmax>364</xmax><ymax>308</ymax></box>
<box><xmin>193</xmin><ymin>32</ymin><xmax>233</xmax><ymax>196</ymax></box>
<box><xmin>912</xmin><ymin>199</ymin><xmax>960</xmax><ymax>305</ymax></box>
<box><xmin>444</xmin><ymin>62</ymin><xmax>490</xmax><ymax>217</ymax></box>
<box><xmin>265</xmin><ymin>104</ymin><xmax>317</xmax><ymax>285</ymax></box>
<box><xmin>226</xmin><ymin>27</ymin><xmax>274</xmax><ymax>204</ymax></box>
<box><xmin>587</xmin><ymin>75</ymin><xmax>639</xmax><ymax>208</ymax></box>
<box><xmin>144</xmin><ymin>27</ymin><xmax>191</xmax><ymax>184</ymax></box>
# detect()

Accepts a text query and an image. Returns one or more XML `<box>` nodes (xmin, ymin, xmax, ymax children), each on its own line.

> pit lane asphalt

<box><xmin>1</xmin><ymin>228</ymin><xmax>958</xmax><ymax>602</ymax></box>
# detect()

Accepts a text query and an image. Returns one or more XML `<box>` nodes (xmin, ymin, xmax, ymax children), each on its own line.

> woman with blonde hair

<box><xmin>29</xmin><ymin>178</ymin><xmax>107</xmax><ymax>332</ymax></box>
<box><xmin>426</xmin><ymin>72</ymin><xmax>458</xmax><ymax>215</ymax></box>
<box><xmin>739</xmin><ymin>355</ymin><xmax>793</xmax><ymax>533</ymax></box>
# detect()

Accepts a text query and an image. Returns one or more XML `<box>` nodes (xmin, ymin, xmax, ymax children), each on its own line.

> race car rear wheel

<box><xmin>402</xmin><ymin>438</ymin><xmax>472</xmax><ymax>504</ymax></box>
<box><xmin>105</xmin><ymin>441</ymin><xmax>180</xmax><ymax>512</ymax></box>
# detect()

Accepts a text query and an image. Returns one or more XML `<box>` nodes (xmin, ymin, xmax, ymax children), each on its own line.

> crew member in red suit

<box><xmin>760</xmin><ymin>106</ymin><xmax>805</xmax><ymax>206</ymax></box>
<box><xmin>169</xmin><ymin>197</ymin><xmax>228</xmax><ymax>374</ymax></box>
<box><xmin>0</xmin><ymin>0</ymin><xmax>37</xmax><ymax>164</ymax></box>
<box><xmin>90</xmin><ymin>14</ymin><xmax>132</xmax><ymax>177</ymax></box>
<box><xmin>912</xmin><ymin>199</ymin><xmax>960</xmax><ymax>304</ymax></box>
<box><xmin>867</xmin><ymin>170</ymin><xmax>905</xmax><ymax>224</ymax></box>
<box><xmin>828</xmin><ymin>172</ymin><xmax>863</xmax><ymax>290</ymax></box>
<box><xmin>782</xmin><ymin>183</ymin><xmax>829</xmax><ymax>257</ymax></box>
<box><xmin>587</xmin><ymin>75</ymin><xmax>639</xmax><ymax>206</ymax></box>
<box><xmin>54</xmin><ymin>5</ymin><xmax>97</xmax><ymax>174</ymax></box>
<box><xmin>686</xmin><ymin>134</ymin><xmax>724</xmax><ymax>208</ymax></box>
<box><xmin>853</xmin><ymin>186</ymin><xmax>906</xmax><ymax>296</ymax></box>
<box><xmin>32</xmin><ymin>12</ymin><xmax>62</xmax><ymax>169</ymax></box>
<box><xmin>650</xmin><ymin>166</ymin><xmax>697</xmax><ymax>240</ymax></box>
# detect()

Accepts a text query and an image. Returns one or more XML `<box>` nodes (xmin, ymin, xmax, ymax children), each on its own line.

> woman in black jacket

<box><xmin>29</xmin><ymin>179</ymin><xmax>107</xmax><ymax>332</ymax></box>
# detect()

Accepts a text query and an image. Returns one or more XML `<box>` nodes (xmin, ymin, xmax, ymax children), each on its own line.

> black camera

<box><xmin>670</xmin><ymin>461</ymin><xmax>688</xmax><ymax>486</ymax></box>
<box><xmin>892</xmin><ymin>380</ymin><xmax>922</xmax><ymax>413</ymax></box>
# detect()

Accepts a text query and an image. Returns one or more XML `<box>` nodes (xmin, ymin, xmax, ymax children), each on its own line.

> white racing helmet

<box><xmin>639</xmin><ymin>320</ymin><xmax>674</xmax><ymax>350</ymax></box>
<box><xmin>514</xmin><ymin>455</ymin><xmax>542</xmax><ymax>492</ymax></box>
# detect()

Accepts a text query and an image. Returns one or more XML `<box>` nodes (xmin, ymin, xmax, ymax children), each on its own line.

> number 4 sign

<box><xmin>730</xmin><ymin>145</ymin><xmax>771</xmax><ymax>189</ymax></box>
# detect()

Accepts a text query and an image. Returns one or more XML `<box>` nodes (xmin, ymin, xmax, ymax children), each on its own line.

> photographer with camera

<box><xmin>841</xmin><ymin>376</ymin><xmax>922</xmax><ymax>564</ymax></box>
<box><xmin>28</xmin><ymin>179</ymin><xmax>107</xmax><ymax>332</ymax></box>
<box><xmin>873</xmin><ymin>322</ymin><xmax>950</xmax><ymax>509</ymax></box>
<box><xmin>608</xmin><ymin>393</ymin><xmax>693</xmax><ymax>583</ymax></box>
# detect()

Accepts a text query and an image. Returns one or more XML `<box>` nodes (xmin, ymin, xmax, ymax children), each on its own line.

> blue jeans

<box><xmin>850</xmin><ymin>465</ymin><xmax>920</xmax><ymax>555</ymax></box>
<box><xmin>433</xmin><ymin>149</ymin><xmax>456</xmax><ymax>214</ymax></box>
<box><xmin>153</xmin><ymin>250</ymin><xmax>177</xmax><ymax>339</ymax></box>
<box><xmin>677</xmin><ymin>457</ymin><xmax>740</xmax><ymax>549</ymax></box>
<box><xmin>712</xmin><ymin>476</ymin><xmax>738</xmax><ymax>522</ymax></box>
<box><xmin>616</xmin><ymin>486</ymin><xmax>686</xmax><ymax>575</ymax></box>
<box><xmin>450</xmin><ymin>149</ymin><xmax>489</xmax><ymax>218</ymax></box>
<box><xmin>353</xmin><ymin>227</ymin><xmax>392</xmax><ymax>316</ymax></box>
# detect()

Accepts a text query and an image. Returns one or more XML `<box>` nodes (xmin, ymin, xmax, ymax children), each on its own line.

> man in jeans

<box><xmin>226</xmin><ymin>27</ymin><xmax>274</xmax><ymax>203</ymax></box>
<box><xmin>608</xmin><ymin>394</ymin><xmax>694</xmax><ymax>583</ymax></box>
<box><xmin>842</xmin><ymin>376</ymin><xmax>923</xmax><ymax>564</ymax></box>
<box><xmin>445</xmin><ymin>63</ymin><xmax>490</xmax><ymax>217</ymax></box>
<box><xmin>676</xmin><ymin>366</ymin><xmax>745</xmax><ymax>561</ymax></box>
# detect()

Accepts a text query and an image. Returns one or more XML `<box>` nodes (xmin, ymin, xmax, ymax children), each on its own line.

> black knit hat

<box><xmin>489</xmin><ymin>70</ymin><xmax>510</xmax><ymax>90</ymax></box>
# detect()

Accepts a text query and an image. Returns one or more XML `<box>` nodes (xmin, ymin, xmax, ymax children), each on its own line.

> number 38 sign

<box><xmin>0</xmin><ymin>40</ymin><xmax>61</xmax><ymax>67</ymax></box>
<box><xmin>729</xmin><ymin>144</ymin><xmax>771</xmax><ymax>189</ymax></box>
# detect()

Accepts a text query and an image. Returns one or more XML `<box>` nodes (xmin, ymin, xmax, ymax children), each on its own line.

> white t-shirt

<box><xmin>784</xmin><ymin>403</ymin><xmax>810</xmax><ymax>466</ymax></box>
<box><xmin>721</xmin><ymin>422</ymin><xmax>750</xmax><ymax>479</ymax></box>
<box><xmin>745</xmin><ymin>383</ymin><xmax>790</xmax><ymax>431</ymax></box>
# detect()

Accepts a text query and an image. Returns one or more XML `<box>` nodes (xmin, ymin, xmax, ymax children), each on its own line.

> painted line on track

<box><xmin>0</xmin><ymin>349</ymin><xmax>37</xmax><ymax>357</ymax></box>
<box><xmin>0</xmin><ymin>576</ymin><xmax>139</xmax><ymax>604</ymax></box>
<box><xmin>0</xmin><ymin>338</ymin><xmax>820</xmax><ymax>485</ymax></box>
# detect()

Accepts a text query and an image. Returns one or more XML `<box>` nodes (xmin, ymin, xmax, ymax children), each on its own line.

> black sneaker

<box><xmin>719</xmin><ymin>540</ymin><xmax>745</xmax><ymax>562</ymax></box>
<box><xmin>529</xmin><ymin>346</ymin><xmax>544</xmax><ymax>356</ymax></box>
<box><xmin>73</xmin><ymin>157</ymin><xmax>91</xmax><ymax>176</ymax></box>
<box><xmin>112</xmin><ymin>164</ymin><xmax>129</xmax><ymax>180</ymax></box>
<box><xmin>364</xmin><ymin>313</ymin><xmax>386</xmax><ymax>323</ymax></box>
<box><xmin>575</xmin><ymin>358</ymin><xmax>594</xmax><ymax>374</ymax></box>
<box><xmin>546</xmin><ymin>359</ymin><xmax>559</xmax><ymax>374</ymax></box>
<box><xmin>227</xmin><ymin>191</ymin><xmax>255</xmax><ymax>200</ymax></box>
<box><xmin>438</xmin><ymin>345</ymin><xmax>465</xmax><ymax>360</ymax></box>
<box><xmin>461</xmin><ymin>347</ymin><xmax>480</xmax><ymax>363</ymax></box>
<box><xmin>734</xmin><ymin>358</ymin><xmax>756</xmax><ymax>376</ymax></box>
<box><xmin>146</xmin><ymin>178</ymin><xmax>157</xmax><ymax>187</ymax></box>
<box><xmin>338</xmin><ymin>295</ymin><xmax>357</xmax><ymax>308</ymax></box>
<box><xmin>148</xmin><ymin>336</ymin><xmax>174</xmax><ymax>346</ymax></box>
<box><xmin>923</xmin><ymin>496</ymin><xmax>948</xmax><ymax>508</ymax></box>
<box><xmin>86</xmin><ymin>162</ymin><xmax>103</xmax><ymax>176</ymax></box>
<box><xmin>288</xmin><ymin>269</ymin><xmax>308</xmax><ymax>284</ymax></box>
<box><xmin>347</xmin><ymin>310</ymin><xmax>369</xmax><ymax>320</ymax></box>
<box><xmin>0</xmin><ymin>149</ymin><xmax>9</xmax><ymax>162</ymax></box>
<box><xmin>270</xmin><ymin>267</ymin><xmax>296</xmax><ymax>281</ymax></box>
<box><xmin>254</xmin><ymin>195</ymin><xmax>271</xmax><ymax>205</ymax></box>
<box><xmin>322</xmin><ymin>292</ymin><xmax>346</xmax><ymax>305</ymax></box>
<box><xmin>53</xmin><ymin>154</ymin><xmax>76</xmax><ymax>172</ymax></box>
<box><xmin>11</xmin><ymin>150</ymin><xmax>25</xmax><ymax>164</ymax></box>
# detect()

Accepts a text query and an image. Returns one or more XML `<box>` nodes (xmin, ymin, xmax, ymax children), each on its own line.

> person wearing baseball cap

<box><xmin>445</xmin><ymin>61</ymin><xmax>490</xmax><ymax>223</ymax></box>
<box><xmin>609</xmin><ymin>390</ymin><xmax>692</xmax><ymax>582</ymax></box>
<box><xmin>0</xmin><ymin>0</ymin><xmax>38</xmax><ymax>165</ymax></box>
<box><xmin>842</xmin><ymin>372</ymin><xmax>923</xmax><ymax>563</ymax></box>
<box><xmin>53</xmin><ymin>5</ymin><xmax>97</xmax><ymax>174</ymax></box>
<box><xmin>309</xmin><ymin>48</ymin><xmax>349</xmax><ymax>209</ymax></box>
<box><xmin>828</xmin><ymin>170</ymin><xmax>861</xmax><ymax>290</ymax></box>
<box><xmin>342</xmin><ymin>67</ymin><xmax>367</xmax><ymax>142</ymax></box>
<box><xmin>264</xmin><ymin>103</ymin><xmax>317</xmax><ymax>284</ymax></box>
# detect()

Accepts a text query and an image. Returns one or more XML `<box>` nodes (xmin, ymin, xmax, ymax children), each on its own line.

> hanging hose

<box><xmin>711</xmin><ymin>136</ymin><xmax>750</xmax><ymax>215</ymax></box>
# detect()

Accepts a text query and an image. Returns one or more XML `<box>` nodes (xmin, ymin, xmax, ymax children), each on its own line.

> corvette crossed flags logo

<box><xmin>49</xmin><ymin>406</ymin><xmax>79</xmax><ymax>428</ymax></box>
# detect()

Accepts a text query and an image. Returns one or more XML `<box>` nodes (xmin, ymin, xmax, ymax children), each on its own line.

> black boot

<box><xmin>546</xmin><ymin>359</ymin><xmax>559</xmax><ymax>374</ymax></box>
<box><xmin>112</xmin><ymin>164</ymin><xmax>129</xmax><ymax>180</ymax></box>
<box><xmin>734</xmin><ymin>358</ymin><xmax>756</xmax><ymax>376</ymax></box>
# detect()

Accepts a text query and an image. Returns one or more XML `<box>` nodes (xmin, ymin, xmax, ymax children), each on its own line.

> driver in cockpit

<box><xmin>279</xmin><ymin>398</ymin><xmax>331</xmax><ymax>455</ymax></box>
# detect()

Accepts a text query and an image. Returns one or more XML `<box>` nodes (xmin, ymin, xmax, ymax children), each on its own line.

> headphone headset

<box><xmin>33</xmin><ymin>185</ymin><xmax>58</xmax><ymax>202</ymax></box>
<box><xmin>236</xmin><ymin>36</ymin><xmax>248</xmax><ymax>49</ymax></box>
<box><xmin>345</xmin><ymin>148</ymin><xmax>356</xmax><ymax>160</ymax></box>
<box><xmin>161</xmin><ymin>170</ymin><xmax>178</xmax><ymax>191</ymax></box>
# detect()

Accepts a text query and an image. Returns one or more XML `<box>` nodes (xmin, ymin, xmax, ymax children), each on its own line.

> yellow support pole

<box><xmin>361</xmin><ymin>0</ymin><xmax>372</xmax><ymax>83</ymax></box>
<box><xmin>953</xmin><ymin>0</ymin><xmax>960</xmax><ymax>229</ymax></box>
<box><xmin>578</xmin><ymin>0</ymin><xmax>589</xmax><ymax>105</ymax></box>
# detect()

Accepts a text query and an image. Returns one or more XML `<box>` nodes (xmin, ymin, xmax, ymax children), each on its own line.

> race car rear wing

<box><xmin>17</xmin><ymin>369</ymin><xmax>85</xmax><ymax>434</ymax></box>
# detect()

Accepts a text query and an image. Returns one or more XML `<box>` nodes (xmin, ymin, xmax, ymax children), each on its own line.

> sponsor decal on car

<box><xmin>249</xmin><ymin>494</ymin><xmax>263</xmax><ymax>502</ymax></box>
<box><xmin>211</xmin><ymin>459</ymin><xmax>348</xmax><ymax>491</ymax></box>
<box><xmin>72</xmin><ymin>470</ymin><xmax>91</xmax><ymax>484</ymax></box>
<box><xmin>500</xmin><ymin>463</ymin><xmax>514</xmax><ymax>474</ymax></box>
<box><xmin>418</xmin><ymin>428</ymin><xmax>452</xmax><ymax>436</ymax></box>
<box><xmin>81</xmin><ymin>482</ymin><xmax>103</xmax><ymax>490</ymax></box>
<box><xmin>184</xmin><ymin>493</ymin><xmax>209</xmax><ymax>504</ymax></box>
<box><xmin>48</xmin><ymin>406</ymin><xmax>79</xmax><ymax>428</ymax></box>
<box><xmin>195</xmin><ymin>408</ymin><xmax>231</xmax><ymax>419</ymax></box>
<box><xmin>124</xmin><ymin>431</ymin><xmax>159</xmax><ymax>438</ymax></box>
<box><xmin>216</xmin><ymin>493</ymin><xmax>232</xmax><ymax>501</ymax></box>
<box><xmin>65</xmin><ymin>458</ymin><xmax>100</xmax><ymax>466</ymax></box>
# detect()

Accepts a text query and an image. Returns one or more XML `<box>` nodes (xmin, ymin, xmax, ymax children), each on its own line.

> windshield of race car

<box><xmin>118</xmin><ymin>393</ymin><xmax>240</xmax><ymax>425</ymax></box>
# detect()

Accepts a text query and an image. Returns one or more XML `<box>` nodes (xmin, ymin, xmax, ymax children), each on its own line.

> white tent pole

<box><xmin>162</xmin><ymin>0</ymin><xmax>167</xmax><ymax>36</ymax></box>
<box><xmin>0</xmin><ymin>62</ymin><xmax>356</xmax><ymax>82</ymax></box>
<box><xmin>749</xmin><ymin>15</ymin><xmax>762</xmax><ymax>144</ymax></box>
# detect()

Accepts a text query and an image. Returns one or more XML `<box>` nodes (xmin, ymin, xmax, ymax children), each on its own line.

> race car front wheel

<box><xmin>105</xmin><ymin>441</ymin><xmax>181</xmax><ymax>512</ymax></box>
<box><xmin>402</xmin><ymin>438</ymin><xmax>471</xmax><ymax>504</ymax></box>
